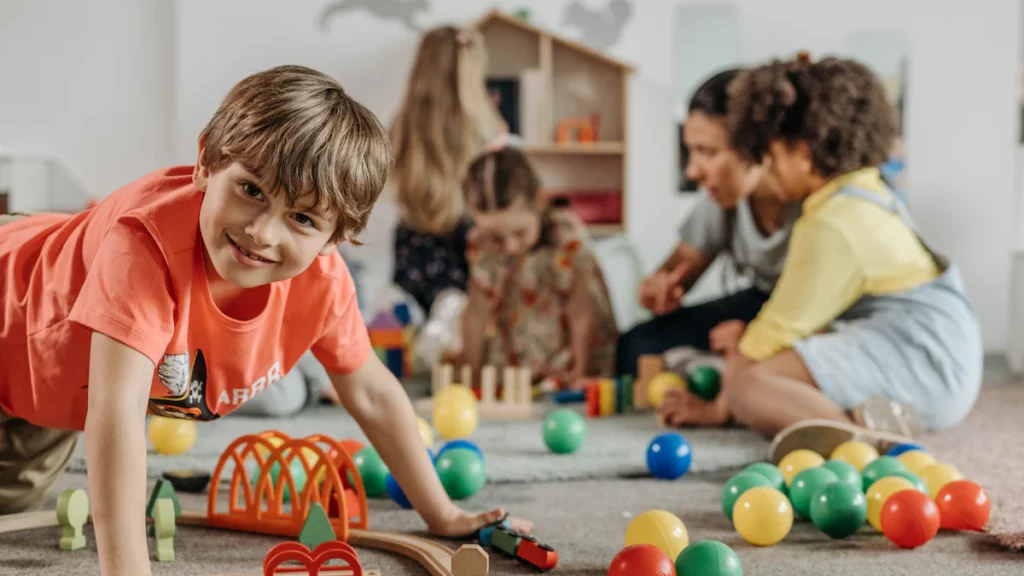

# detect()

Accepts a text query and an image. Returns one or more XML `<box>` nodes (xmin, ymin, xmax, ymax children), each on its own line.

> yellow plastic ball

<box><xmin>732</xmin><ymin>486</ymin><xmax>793</xmax><ymax>546</ymax></box>
<box><xmin>647</xmin><ymin>372</ymin><xmax>686</xmax><ymax>408</ymax></box>
<box><xmin>417</xmin><ymin>417</ymin><xmax>435</xmax><ymax>447</ymax></box>
<box><xmin>433</xmin><ymin>384</ymin><xmax>479</xmax><ymax>440</ymax></box>
<box><xmin>865</xmin><ymin>476</ymin><xmax>917</xmax><ymax>531</ymax></box>
<box><xmin>778</xmin><ymin>449</ymin><xmax>825</xmax><ymax>486</ymax></box>
<box><xmin>147</xmin><ymin>416</ymin><xmax>197</xmax><ymax>456</ymax></box>
<box><xmin>897</xmin><ymin>450</ymin><xmax>937</xmax><ymax>477</ymax></box>
<box><xmin>830</xmin><ymin>440</ymin><xmax>879</xmax><ymax>472</ymax></box>
<box><xmin>920</xmin><ymin>462</ymin><xmax>963</xmax><ymax>499</ymax></box>
<box><xmin>624</xmin><ymin>510</ymin><xmax>689</xmax><ymax>560</ymax></box>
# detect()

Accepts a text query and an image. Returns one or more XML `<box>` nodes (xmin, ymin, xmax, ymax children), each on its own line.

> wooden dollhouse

<box><xmin>475</xmin><ymin>9</ymin><xmax>634</xmax><ymax>238</ymax></box>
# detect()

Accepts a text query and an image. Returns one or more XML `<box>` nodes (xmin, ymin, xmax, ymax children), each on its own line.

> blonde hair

<box><xmin>389</xmin><ymin>26</ymin><xmax>507</xmax><ymax>235</ymax></box>
<box><xmin>201</xmin><ymin>64</ymin><xmax>392</xmax><ymax>244</ymax></box>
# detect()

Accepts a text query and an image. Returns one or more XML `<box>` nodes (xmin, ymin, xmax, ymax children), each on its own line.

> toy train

<box><xmin>479</xmin><ymin>520</ymin><xmax>558</xmax><ymax>571</ymax></box>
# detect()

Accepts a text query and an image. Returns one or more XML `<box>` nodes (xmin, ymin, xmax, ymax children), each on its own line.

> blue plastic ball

<box><xmin>437</xmin><ymin>439</ymin><xmax>484</xmax><ymax>463</ymax></box>
<box><xmin>385</xmin><ymin>472</ymin><xmax>413</xmax><ymax>509</ymax></box>
<box><xmin>887</xmin><ymin>442</ymin><xmax>927</xmax><ymax>457</ymax></box>
<box><xmin>646</xmin><ymin>432</ymin><xmax>692</xmax><ymax>480</ymax></box>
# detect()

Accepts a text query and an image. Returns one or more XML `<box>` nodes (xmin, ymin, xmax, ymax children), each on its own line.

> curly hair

<box><xmin>726</xmin><ymin>56</ymin><xmax>898</xmax><ymax>179</ymax></box>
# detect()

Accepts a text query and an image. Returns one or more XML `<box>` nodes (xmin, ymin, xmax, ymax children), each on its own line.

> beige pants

<box><xmin>0</xmin><ymin>213</ymin><xmax>80</xmax><ymax>513</ymax></box>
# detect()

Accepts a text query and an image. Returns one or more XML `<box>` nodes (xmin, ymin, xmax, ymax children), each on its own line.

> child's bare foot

<box><xmin>657</xmin><ymin>388</ymin><xmax>729</xmax><ymax>427</ymax></box>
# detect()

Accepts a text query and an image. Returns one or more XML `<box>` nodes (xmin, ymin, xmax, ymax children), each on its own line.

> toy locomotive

<box><xmin>478</xmin><ymin>518</ymin><xmax>558</xmax><ymax>571</ymax></box>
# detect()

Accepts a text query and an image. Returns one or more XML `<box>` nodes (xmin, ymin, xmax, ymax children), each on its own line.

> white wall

<box><xmin>0</xmin><ymin>0</ymin><xmax>174</xmax><ymax>203</ymax></box>
<box><xmin>2</xmin><ymin>0</ymin><xmax>1019</xmax><ymax>352</ymax></box>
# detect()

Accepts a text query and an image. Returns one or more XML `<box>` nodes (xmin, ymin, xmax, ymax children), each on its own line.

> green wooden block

<box><xmin>57</xmin><ymin>488</ymin><xmax>89</xmax><ymax>551</ymax></box>
<box><xmin>620</xmin><ymin>375</ymin><xmax>634</xmax><ymax>413</ymax></box>
<box><xmin>146</xmin><ymin>479</ymin><xmax>180</xmax><ymax>536</ymax></box>
<box><xmin>299</xmin><ymin>503</ymin><xmax>336</xmax><ymax>551</ymax></box>
<box><xmin>152</xmin><ymin>498</ymin><xmax>175</xmax><ymax>562</ymax></box>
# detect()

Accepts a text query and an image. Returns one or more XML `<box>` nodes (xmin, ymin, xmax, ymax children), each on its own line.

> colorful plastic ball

<box><xmin>920</xmin><ymin>462</ymin><xmax>963</xmax><ymax>499</ymax></box>
<box><xmin>732</xmin><ymin>487</ymin><xmax>793</xmax><ymax>546</ymax></box>
<box><xmin>788</xmin><ymin>467</ymin><xmax>839</xmax><ymax>519</ymax></box>
<box><xmin>935</xmin><ymin>480</ymin><xmax>991</xmax><ymax>531</ymax></box>
<box><xmin>417</xmin><ymin>417</ymin><xmax>435</xmax><ymax>447</ymax></box>
<box><xmin>608</xmin><ymin>544</ymin><xmax>676</xmax><ymax>576</ymax></box>
<box><xmin>865</xmin><ymin>476</ymin><xmax>917</xmax><ymax>531</ymax></box>
<box><xmin>822</xmin><ymin>460</ymin><xmax>862</xmax><ymax>490</ymax></box>
<box><xmin>543</xmin><ymin>408</ymin><xmax>587</xmax><ymax>454</ymax></box>
<box><xmin>647</xmin><ymin>433</ymin><xmax>692</xmax><ymax>480</ymax></box>
<box><xmin>432</xmin><ymin>384</ymin><xmax>479</xmax><ymax>440</ymax></box>
<box><xmin>687</xmin><ymin>366</ymin><xmax>721</xmax><ymax>401</ymax></box>
<box><xmin>674</xmin><ymin>540</ymin><xmax>742</xmax><ymax>576</ymax></box>
<box><xmin>624</xmin><ymin>510</ymin><xmax>689</xmax><ymax>561</ymax></box>
<box><xmin>861</xmin><ymin>456</ymin><xmax>908</xmax><ymax>492</ymax></box>
<box><xmin>722</xmin><ymin>472</ymin><xmax>773</xmax><ymax>520</ymax></box>
<box><xmin>351</xmin><ymin>446</ymin><xmax>389</xmax><ymax>498</ymax></box>
<box><xmin>896</xmin><ymin>450</ymin><xmax>936</xmax><ymax>477</ymax></box>
<box><xmin>148</xmin><ymin>416</ymin><xmax>197</xmax><ymax>456</ymax></box>
<box><xmin>743</xmin><ymin>462</ymin><xmax>787</xmax><ymax>494</ymax></box>
<box><xmin>647</xmin><ymin>372</ymin><xmax>687</xmax><ymax>408</ymax></box>
<box><xmin>810</xmin><ymin>481</ymin><xmax>867</xmax><ymax>539</ymax></box>
<box><xmin>886</xmin><ymin>470</ymin><xmax>927</xmax><ymax>494</ymax></box>
<box><xmin>778</xmin><ymin>449</ymin><xmax>824</xmax><ymax>487</ymax></box>
<box><xmin>385</xmin><ymin>472</ymin><xmax>413</xmax><ymax>509</ymax></box>
<box><xmin>251</xmin><ymin>458</ymin><xmax>307</xmax><ymax>503</ymax></box>
<box><xmin>435</xmin><ymin>447</ymin><xmax>486</xmax><ymax>500</ymax></box>
<box><xmin>830</xmin><ymin>440</ymin><xmax>878</xmax><ymax>473</ymax></box>
<box><xmin>437</xmin><ymin>439</ymin><xmax>485</xmax><ymax>462</ymax></box>
<box><xmin>887</xmin><ymin>442</ymin><xmax>926</xmax><ymax>457</ymax></box>
<box><xmin>880</xmin><ymin>489</ymin><xmax>941</xmax><ymax>549</ymax></box>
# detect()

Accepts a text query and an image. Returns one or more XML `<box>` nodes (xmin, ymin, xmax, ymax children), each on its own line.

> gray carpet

<box><xmin>65</xmin><ymin>400</ymin><xmax>769</xmax><ymax>484</ymax></box>
<box><xmin>5</xmin><ymin>375</ymin><xmax>1023</xmax><ymax>575</ymax></box>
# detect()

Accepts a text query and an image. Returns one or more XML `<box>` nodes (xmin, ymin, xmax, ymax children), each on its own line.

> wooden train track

<box><xmin>0</xmin><ymin>509</ymin><xmax>486</xmax><ymax>576</ymax></box>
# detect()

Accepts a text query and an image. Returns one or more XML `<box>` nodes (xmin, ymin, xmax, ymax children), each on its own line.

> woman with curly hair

<box><xmin>659</xmin><ymin>56</ymin><xmax>982</xmax><ymax>459</ymax></box>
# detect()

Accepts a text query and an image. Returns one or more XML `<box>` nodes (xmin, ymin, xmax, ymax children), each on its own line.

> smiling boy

<box><xmin>0</xmin><ymin>65</ymin><xmax>529</xmax><ymax>575</ymax></box>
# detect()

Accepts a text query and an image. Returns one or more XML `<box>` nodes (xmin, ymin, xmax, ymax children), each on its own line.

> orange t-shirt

<box><xmin>0</xmin><ymin>166</ymin><xmax>371</xmax><ymax>430</ymax></box>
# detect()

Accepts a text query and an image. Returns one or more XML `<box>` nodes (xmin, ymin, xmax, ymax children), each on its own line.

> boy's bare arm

<box><xmin>329</xmin><ymin>354</ymin><xmax>532</xmax><ymax>536</ymax></box>
<box><xmin>85</xmin><ymin>332</ymin><xmax>155</xmax><ymax>576</ymax></box>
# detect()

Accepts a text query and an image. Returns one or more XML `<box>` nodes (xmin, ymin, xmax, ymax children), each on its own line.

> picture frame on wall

<box><xmin>487</xmin><ymin>77</ymin><xmax>520</xmax><ymax>136</ymax></box>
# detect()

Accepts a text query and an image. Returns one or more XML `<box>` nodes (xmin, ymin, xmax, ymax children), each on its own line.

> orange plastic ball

<box><xmin>935</xmin><ymin>480</ymin><xmax>991</xmax><ymax>531</ymax></box>
<box><xmin>880</xmin><ymin>489</ymin><xmax>940</xmax><ymax>549</ymax></box>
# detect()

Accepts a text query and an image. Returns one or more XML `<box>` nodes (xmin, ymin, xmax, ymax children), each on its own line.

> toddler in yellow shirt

<box><xmin>659</xmin><ymin>56</ymin><xmax>982</xmax><ymax>461</ymax></box>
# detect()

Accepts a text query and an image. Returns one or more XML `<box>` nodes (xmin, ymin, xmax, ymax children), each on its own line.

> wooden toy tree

<box><xmin>56</xmin><ymin>488</ymin><xmax>88</xmax><ymax>551</ymax></box>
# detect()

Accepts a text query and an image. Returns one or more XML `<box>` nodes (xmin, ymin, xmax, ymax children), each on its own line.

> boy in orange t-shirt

<box><xmin>0</xmin><ymin>65</ymin><xmax>530</xmax><ymax>575</ymax></box>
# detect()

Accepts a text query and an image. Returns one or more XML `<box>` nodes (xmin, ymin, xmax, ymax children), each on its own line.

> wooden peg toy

<box><xmin>56</xmin><ymin>488</ymin><xmax>88</xmax><ymax>551</ymax></box>
<box><xmin>417</xmin><ymin>363</ymin><xmax>538</xmax><ymax>420</ymax></box>
<box><xmin>153</xmin><ymin>497</ymin><xmax>175</xmax><ymax>561</ymax></box>
<box><xmin>147</xmin><ymin>478</ymin><xmax>181</xmax><ymax>536</ymax></box>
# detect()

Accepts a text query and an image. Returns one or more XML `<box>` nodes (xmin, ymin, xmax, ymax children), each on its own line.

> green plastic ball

<box><xmin>435</xmin><ymin>447</ymin><xmax>486</xmax><ymax>500</ymax></box>
<box><xmin>886</xmin><ymin>469</ymin><xmax>927</xmax><ymax>493</ymax></box>
<box><xmin>543</xmin><ymin>409</ymin><xmax>587</xmax><ymax>454</ymax></box>
<box><xmin>688</xmin><ymin>366</ymin><xmax>721</xmax><ymax>401</ymax></box>
<box><xmin>251</xmin><ymin>459</ymin><xmax>307</xmax><ymax>503</ymax></box>
<box><xmin>743</xmin><ymin>462</ymin><xmax>787</xmax><ymax>494</ymax></box>
<box><xmin>788</xmin><ymin>467</ymin><xmax>839</xmax><ymax>519</ymax></box>
<box><xmin>860</xmin><ymin>456</ymin><xmax>908</xmax><ymax>492</ymax></box>
<box><xmin>352</xmin><ymin>446</ymin><xmax>389</xmax><ymax>498</ymax></box>
<box><xmin>822</xmin><ymin>460</ymin><xmax>862</xmax><ymax>490</ymax></box>
<box><xmin>721</xmin><ymin>472</ymin><xmax>773</xmax><ymax>520</ymax></box>
<box><xmin>809</xmin><ymin>481</ymin><xmax>867</xmax><ymax>539</ymax></box>
<box><xmin>674</xmin><ymin>540</ymin><xmax>742</xmax><ymax>576</ymax></box>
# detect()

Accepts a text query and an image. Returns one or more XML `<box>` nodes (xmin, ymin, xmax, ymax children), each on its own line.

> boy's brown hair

<box><xmin>200</xmin><ymin>64</ymin><xmax>391</xmax><ymax>244</ymax></box>
<box><xmin>727</xmin><ymin>56</ymin><xmax>898</xmax><ymax>179</ymax></box>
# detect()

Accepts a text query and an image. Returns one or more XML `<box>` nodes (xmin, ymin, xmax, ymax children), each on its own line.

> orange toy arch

<box><xmin>207</xmin><ymin>431</ymin><xmax>369</xmax><ymax>539</ymax></box>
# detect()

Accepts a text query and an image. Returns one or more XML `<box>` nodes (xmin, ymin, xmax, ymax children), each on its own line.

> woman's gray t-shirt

<box><xmin>678</xmin><ymin>194</ymin><xmax>799</xmax><ymax>292</ymax></box>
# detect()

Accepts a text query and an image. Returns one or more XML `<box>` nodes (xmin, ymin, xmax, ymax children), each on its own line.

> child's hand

<box><xmin>657</xmin><ymin>387</ymin><xmax>729</xmax><ymax>427</ymax></box>
<box><xmin>427</xmin><ymin>506</ymin><xmax>534</xmax><ymax>538</ymax></box>
<box><xmin>709</xmin><ymin>320</ymin><xmax>747</xmax><ymax>356</ymax></box>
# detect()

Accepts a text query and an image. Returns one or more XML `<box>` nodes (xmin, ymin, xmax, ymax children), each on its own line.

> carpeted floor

<box><xmin>2</xmin><ymin>369</ymin><xmax>1022</xmax><ymax>575</ymax></box>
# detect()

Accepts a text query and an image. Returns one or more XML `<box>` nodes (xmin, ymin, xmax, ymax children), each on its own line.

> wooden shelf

<box><xmin>587</xmin><ymin>223</ymin><xmax>624</xmax><ymax>237</ymax></box>
<box><xmin>523</xmin><ymin>142</ymin><xmax>624</xmax><ymax>155</ymax></box>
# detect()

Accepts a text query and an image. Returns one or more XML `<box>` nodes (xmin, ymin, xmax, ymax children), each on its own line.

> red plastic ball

<box><xmin>935</xmin><ymin>480</ymin><xmax>991</xmax><ymax>531</ymax></box>
<box><xmin>880</xmin><ymin>489</ymin><xmax>941</xmax><ymax>549</ymax></box>
<box><xmin>608</xmin><ymin>544</ymin><xmax>677</xmax><ymax>576</ymax></box>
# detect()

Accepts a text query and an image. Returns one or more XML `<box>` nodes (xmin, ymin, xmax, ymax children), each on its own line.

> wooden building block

<box><xmin>57</xmin><ymin>488</ymin><xmax>88</xmax><ymax>551</ymax></box>
<box><xmin>451</xmin><ymin>544</ymin><xmax>489</xmax><ymax>576</ymax></box>
<box><xmin>634</xmin><ymin>354</ymin><xmax>664</xmax><ymax>410</ymax></box>
<box><xmin>153</xmin><ymin>498</ymin><xmax>175</xmax><ymax>562</ymax></box>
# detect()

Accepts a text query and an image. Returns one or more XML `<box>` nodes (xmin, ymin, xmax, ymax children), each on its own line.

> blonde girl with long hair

<box><xmin>390</xmin><ymin>25</ymin><xmax>509</xmax><ymax>314</ymax></box>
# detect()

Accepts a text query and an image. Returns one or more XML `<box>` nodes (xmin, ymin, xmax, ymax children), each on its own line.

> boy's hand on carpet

<box><xmin>658</xmin><ymin>388</ymin><xmax>730</xmax><ymax>427</ymax></box>
<box><xmin>428</xmin><ymin>507</ymin><xmax>534</xmax><ymax>538</ymax></box>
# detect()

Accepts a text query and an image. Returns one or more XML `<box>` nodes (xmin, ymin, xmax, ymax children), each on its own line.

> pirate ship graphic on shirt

<box><xmin>148</xmin><ymin>349</ymin><xmax>219</xmax><ymax>421</ymax></box>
